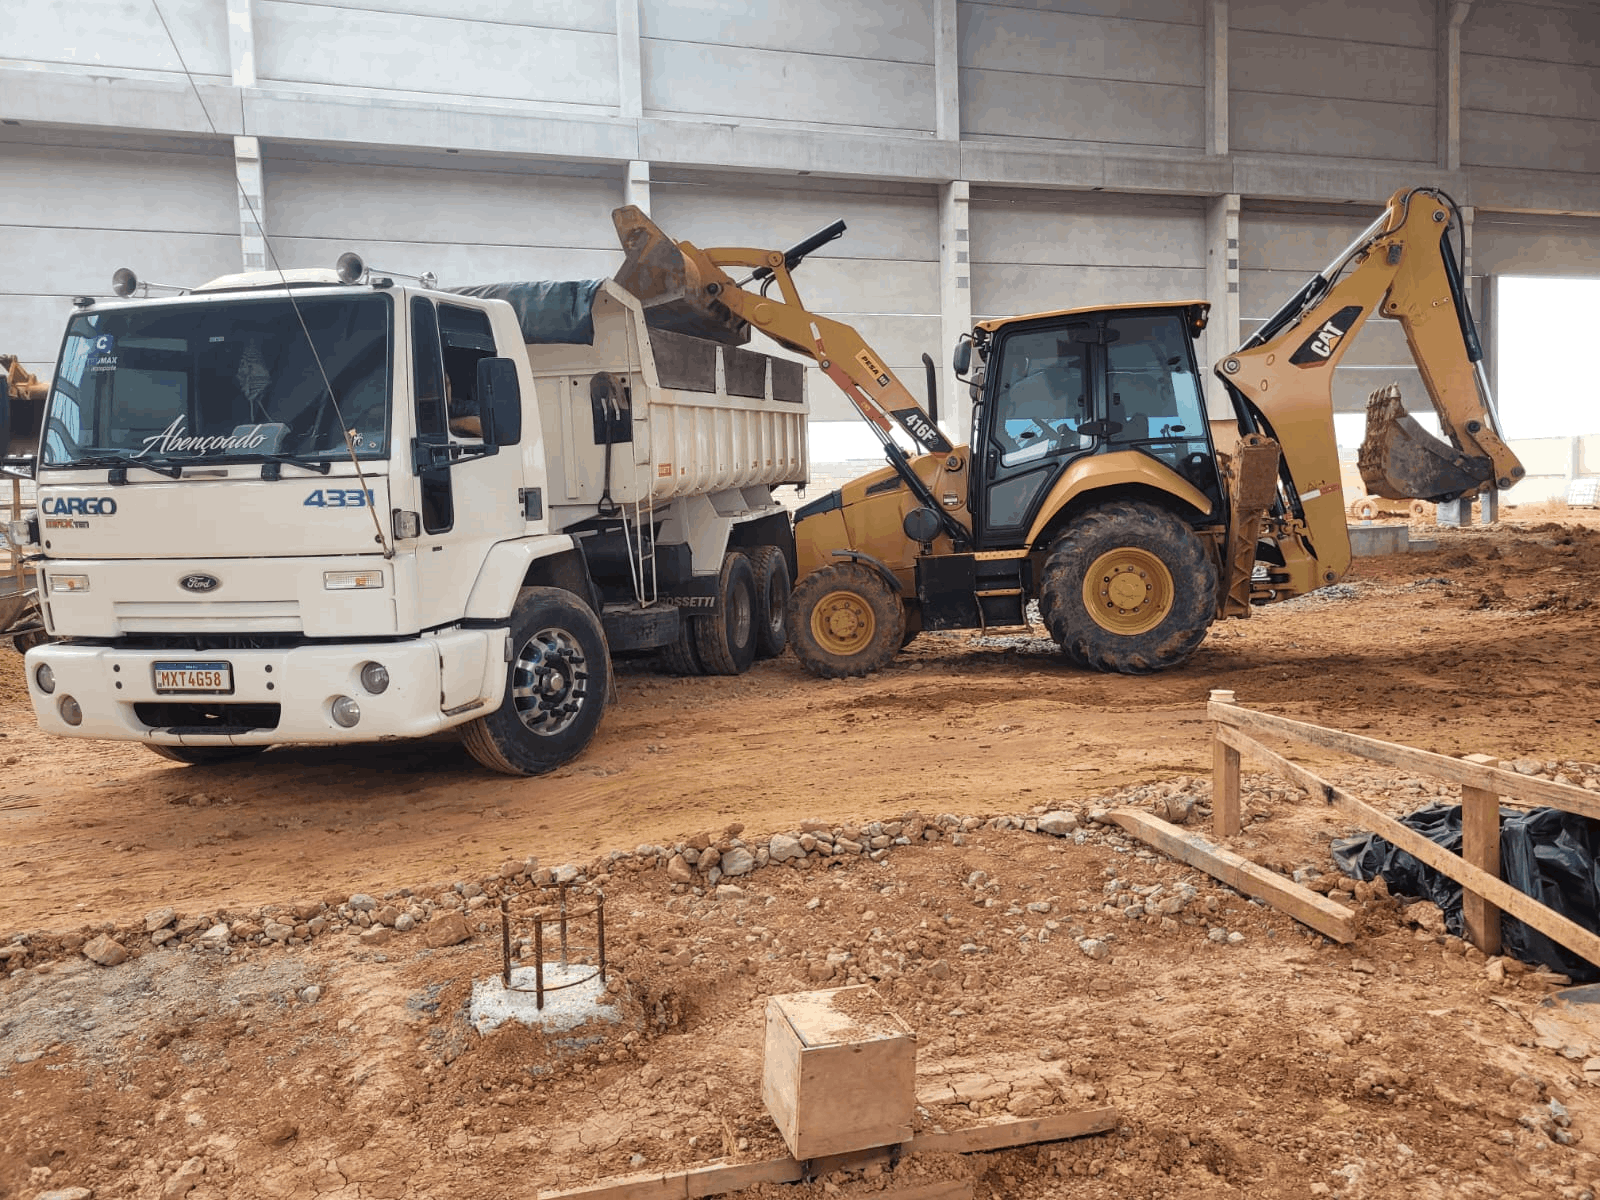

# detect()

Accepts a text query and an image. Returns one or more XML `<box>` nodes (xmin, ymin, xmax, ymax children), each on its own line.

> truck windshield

<box><xmin>41</xmin><ymin>293</ymin><xmax>392</xmax><ymax>467</ymax></box>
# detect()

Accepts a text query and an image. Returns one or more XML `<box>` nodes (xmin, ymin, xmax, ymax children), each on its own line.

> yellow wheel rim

<box><xmin>1083</xmin><ymin>547</ymin><xmax>1174</xmax><ymax>635</ymax></box>
<box><xmin>811</xmin><ymin>589</ymin><xmax>876</xmax><ymax>656</ymax></box>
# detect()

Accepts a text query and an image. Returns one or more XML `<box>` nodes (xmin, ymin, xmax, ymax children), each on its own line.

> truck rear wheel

<box><xmin>657</xmin><ymin>613</ymin><xmax>705</xmax><ymax>676</ymax></box>
<box><xmin>462</xmin><ymin>586</ymin><xmax>610</xmax><ymax>776</ymax></box>
<box><xmin>146</xmin><ymin>744</ymin><xmax>267</xmax><ymax>766</ymax></box>
<box><xmin>694</xmin><ymin>551</ymin><xmax>760</xmax><ymax>675</ymax></box>
<box><xmin>1039</xmin><ymin>500</ymin><xmax>1216</xmax><ymax>674</ymax></box>
<box><xmin>787</xmin><ymin>561</ymin><xmax>904</xmax><ymax>679</ymax></box>
<box><xmin>750</xmin><ymin>546</ymin><xmax>792</xmax><ymax>658</ymax></box>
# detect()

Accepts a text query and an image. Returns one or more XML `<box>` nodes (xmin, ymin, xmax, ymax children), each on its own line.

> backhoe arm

<box><xmin>1217</xmin><ymin>187</ymin><xmax>1524</xmax><ymax>597</ymax></box>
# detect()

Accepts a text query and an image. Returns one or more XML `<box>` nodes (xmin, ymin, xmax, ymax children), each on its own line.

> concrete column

<box><xmin>1203</xmin><ymin>192</ymin><xmax>1241</xmax><ymax>420</ymax></box>
<box><xmin>234</xmin><ymin>135</ymin><xmax>267</xmax><ymax>271</ymax></box>
<box><xmin>938</xmin><ymin>181</ymin><xmax>972</xmax><ymax>441</ymax></box>
<box><xmin>624</xmin><ymin>159</ymin><xmax>650</xmax><ymax>214</ymax></box>
<box><xmin>933</xmin><ymin>0</ymin><xmax>960</xmax><ymax>141</ymax></box>
<box><xmin>616</xmin><ymin>0</ymin><xmax>642</xmax><ymax>120</ymax></box>
<box><xmin>226</xmin><ymin>0</ymin><xmax>256</xmax><ymax>88</ymax></box>
<box><xmin>1203</xmin><ymin>0</ymin><xmax>1228</xmax><ymax>155</ymax></box>
<box><xmin>1437</xmin><ymin>1</ymin><xmax>1473</xmax><ymax>170</ymax></box>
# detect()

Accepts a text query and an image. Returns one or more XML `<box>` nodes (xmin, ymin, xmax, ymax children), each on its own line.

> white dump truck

<box><xmin>13</xmin><ymin>246</ymin><xmax>808</xmax><ymax>775</ymax></box>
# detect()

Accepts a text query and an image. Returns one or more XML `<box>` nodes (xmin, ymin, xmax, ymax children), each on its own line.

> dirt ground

<box><xmin>6</xmin><ymin>511</ymin><xmax>1600</xmax><ymax>1199</ymax></box>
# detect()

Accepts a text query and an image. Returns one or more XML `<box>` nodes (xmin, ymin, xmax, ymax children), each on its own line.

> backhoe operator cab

<box><xmin>787</xmin><ymin>302</ymin><xmax>1225</xmax><ymax>677</ymax></box>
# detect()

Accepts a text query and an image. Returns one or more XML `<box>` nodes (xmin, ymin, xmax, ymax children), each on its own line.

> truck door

<box><xmin>411</xmin><ymin>297</ymin><xmax>522</xmax><ymax>630</ymax></box>
<box><xmin>975</xmin><ymin>322</ymin><xmax>1099</xmax><ymax>548</ymax></box>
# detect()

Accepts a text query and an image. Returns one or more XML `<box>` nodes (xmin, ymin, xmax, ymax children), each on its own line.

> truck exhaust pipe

<box><xmin>1358</xmin><ymin>384</ymin><xmax>1494</xmax><ymax>502</ymax></box>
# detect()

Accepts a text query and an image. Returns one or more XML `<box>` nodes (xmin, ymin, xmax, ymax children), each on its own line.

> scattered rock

<box><xmin>143</xmin><ymin>906</ymin><xmax>176</xmax><ymax>932</ymax></box>
<box><xmin>260</xmin><ymin>1118</ymin><xmax>299</xmax><ymax>1146</ymax></box>
<box><xmin>1078</xmin><ymin>939</ymin><xmax>1108</xmax><ymax>961</ymax></box>
<box><xmin>714</xmin><ymin>884</ymin><xmax>746</xmax><ymax>900</ymax></box>
<box><xmin>395</xmin><ymin>913</ymin><xmax>415</xmax><ymax>932</ymax></box>
<box><xmin>81</xmin><ymin>934</ymin><xmax>128</xmax><ymax>967</ymax></box>
<box><xmin>197</xmin><ymin>923</ymin><xmax>231</xmax><ymax>948</ymax></box>
<box><xmin>162</xmin><ymin>1157</ymin><xmax>205</xmax><ymax>1200</ymax></box>
<box><xmin>359</xmin><ymin>925</ymin><xmax>393</xmax><ymax>946</ymax></box>
<box><xmin>424</xmin><ymin>912</ymin><xmax>471</xmax><ymax>949</ymax></box>
<box><xmin>299</xmin><ymin>986</ymin><xmax>322</xmax><ymax>1004</ymax></box>
<box><xmin>263</xmin><ymin>921</ymin><xmax>293</xmax><ymax>943</ymax></box>
<box><xmin>348</xmin><ymin>893</ymin><xmax>377</xmax><ymax>912</ymax></box>
<box><xmin>721</xmin><ymin>847</ymin><xmax>756</xmax><ymax>877</ymax></box>
<box><xmin>1037</xmin><ymin>811</ymin><xmax>1078</xmax><ymax>836</ymax></box>
<box><xmin>35</xmin><ymin>1189</ymin><xmax>93</xmax><ymax>1200</ymax></box>
<box><xmin>665</xmin><ymin>854</ymin><xmax>694</xmax><ymax>884</ymax></box>
<box><xmin>769</xmin><ymin>833</ymin><xmax>805</xmax><ymax>863</ymax></box>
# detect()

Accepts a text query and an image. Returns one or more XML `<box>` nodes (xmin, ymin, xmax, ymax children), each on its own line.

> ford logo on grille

<box><xmin>179</xmin><ymin>573</ymin><xmax>220</xmax><ymax>594</ymax></box>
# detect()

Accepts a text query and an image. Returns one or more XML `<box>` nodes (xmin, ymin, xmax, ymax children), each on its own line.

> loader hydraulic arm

<box><xmin>612</xmin><ymin>205</ymin><xmax>968</xmax><ymax>547</ymax></box>
<box><xmin>1217</xmin><ymin>186</ymin><xmax>1524</xmax><ymax>597</ymax></box>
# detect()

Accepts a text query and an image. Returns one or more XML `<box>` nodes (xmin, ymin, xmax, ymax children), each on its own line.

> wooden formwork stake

<box><xmin>1209</xmin><ymin>689</ymin><xmax>1240</xmax><ymax>837</ymax></box>
<box><xmin>1460</xmin><ymin>752</ymin><xmax>1503</xmax><ymax>956</ymax></box>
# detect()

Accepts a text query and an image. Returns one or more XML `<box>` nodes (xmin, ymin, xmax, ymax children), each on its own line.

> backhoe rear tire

<box><xmin>146</xmin><ymin>744</ymin><xmax>267</xmax><ymax>766</ymax></box>
<box><xmin>1039</xmin><ymin>500</ymin><xmax>1216</xmax><ymax>674</ymax></box>
<box><xmin>462</xmin><ymin>586</ymin><xmax>609</xmax><ymax>776</ymax></box>
<box><xmin>750</xmin><ymin>546</ymin><xmax>792</xmax><ymax>659</ymax></box>
<box><xmin>693</xmin><ymin>551</ymin><xmax>760</xmax><ymax>675</ymax></box>
<box><xmin>787</xmin><ymin>561</ymin><xmax>905</xmax><ymax>679</ymax></box>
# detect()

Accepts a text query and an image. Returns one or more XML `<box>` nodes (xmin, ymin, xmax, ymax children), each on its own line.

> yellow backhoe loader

<box><xmin>613</xmin><ymin>187</ymin><xmax>1521</xmax><ymax>677</ymax></box>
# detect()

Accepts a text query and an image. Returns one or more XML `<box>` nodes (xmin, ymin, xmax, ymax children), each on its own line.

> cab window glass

<box><xmin>438</xmin><ymin>304</ymin><xmax>496</xmax><ymax>440</ymax></box>
<box><xmin>990</xmin><ymin>329</ymin><xmax>1091</xmax><ymax>468</ymax></box>
<box><xmin>1104</xmin><ymin>315</ymin><xmax>1205</xmax><ymax>445</ymax></box>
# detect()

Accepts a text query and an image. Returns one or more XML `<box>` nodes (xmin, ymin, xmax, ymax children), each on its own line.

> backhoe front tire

<box><xmin>1039</xmin><ymin>500</ymin><xmax>1216</xmax><ymax>674</ymax></box>
<box><xmin>146</xmin><ymin>744</ymin><xmax>267</xmax><ymax>766</ymax></box>
<box><xmin>750</xmin><ymin>546</ymin><xmax>792</xmax><ymax>659</ymax></box>
<box><xmin>787</xmin><ymin>562</ymin><xmax>905</xmax><ymax>679</ymax></box>
<box><xmin>462</xmin><ymin>586</ymin><xmax>610</xmax><ymax>776</ymax></box>
<box><xmin>693</xmin><ymin>551</ymin><xmax>760</xmax><ymax>675</ymax></box>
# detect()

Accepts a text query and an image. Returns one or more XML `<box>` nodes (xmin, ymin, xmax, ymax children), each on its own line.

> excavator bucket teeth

<box><xmin>1358</xmin><ymin>384</ymin><xmax>1492</xmax><ymax>502</ymax></box>
<box><xmin>610</xmin><ymin>205</ymin><xmax>750</xmax><ymax>346</ymax></box>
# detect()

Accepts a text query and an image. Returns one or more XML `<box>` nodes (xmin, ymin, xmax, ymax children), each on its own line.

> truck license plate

<box><xmin>152</xmin><ymin>662</ymin><xmax>234</xmax><ymax>694</ymax></box>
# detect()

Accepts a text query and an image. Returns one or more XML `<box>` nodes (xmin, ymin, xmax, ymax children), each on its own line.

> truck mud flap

<box><xmin>602</xmin><ymin>603</ymin><xmax>682</xmax><ymax>654</ymax></box>
<box><xmin>1358</xmin><ymin>384</ymin><xmax>1492</xmax><ymax>503</ymax></box>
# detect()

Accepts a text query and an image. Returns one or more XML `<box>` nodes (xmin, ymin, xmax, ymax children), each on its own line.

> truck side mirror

<box><xmin>952</xmin><ymin>336</ymin><xmax>972</xmax><ymax>378</ymax></box>
<box><xmin>475</xmin><ymin>357</ymin><xmax>522</xmax><ymax>447</ymax></box>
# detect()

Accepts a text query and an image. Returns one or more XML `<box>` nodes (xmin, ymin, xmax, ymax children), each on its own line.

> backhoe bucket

<box><xmin>1358</xmin><ymin>384</ymin><xmax>1493</xmax><ymax>502</ymax></box>
<box><xmin>610</xmin><ymin>206</ymin><xmax>750</xmax><ymax>346</ymax></box>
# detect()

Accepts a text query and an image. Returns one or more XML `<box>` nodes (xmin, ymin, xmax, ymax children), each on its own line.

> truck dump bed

<box><xmin>486</xmin><ymin>279</ymin><xmax>808</xmax><ymax>523</ymax></box>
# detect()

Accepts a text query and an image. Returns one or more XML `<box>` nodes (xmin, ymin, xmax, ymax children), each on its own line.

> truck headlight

<box><xmin>359</xmin><ymin>662</ymin><xmax>389</xmax><ymax>694</ymax></box>
<box><xmin>59</xmin><ymin>695</ymin><xmax>83</xmax><ymax>726</ymax></box>
<box><xmin>35</xmin><ymin>663</ymin><xmax>55</xmax><ymax>694</ymax></box>
<box><xmin>324</xmin><ymin>570</ymin><xmax>383</xmax><ymax>591</ymax></box>
<box><xmin>49</xmin><ymin>574</ymin><xmax>91</xmax><ymax>594</ymax></box>
<box><xmin>330</xmin><ymin>696</ymin><xmax>361</xmax><ymax>727</ymax></box>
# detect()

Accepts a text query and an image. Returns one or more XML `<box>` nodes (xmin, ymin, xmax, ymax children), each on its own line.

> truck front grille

<box><xmin>133</xmin><ymin>702</ymin><xmax>281</xmax><ymax>733</ymax></box>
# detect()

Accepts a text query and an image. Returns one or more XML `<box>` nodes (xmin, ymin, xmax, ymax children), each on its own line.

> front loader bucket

<box><xmin>2</xmin><ymin>356</ymin><xmax>47</xmax><ymax>455</ymax></box>
<box><xmin>610</xmin><ymin>206</ymin><xmax>750</xmax><ymax>346</ymax></box>
<box><xmin>1358</xmin><ymin>384</ymin><xmax>1493</xmax><ymax>502</ymax></box>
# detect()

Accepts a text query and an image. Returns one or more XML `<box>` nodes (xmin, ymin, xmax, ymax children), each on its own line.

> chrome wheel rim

<box><xmin>511</xmin><ymin>626</ymin><xmax>588</xmax><ymax>737</ymax></box>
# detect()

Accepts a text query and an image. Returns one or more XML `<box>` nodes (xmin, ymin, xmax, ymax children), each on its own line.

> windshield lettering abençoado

<box><xmin>42</xmin><ymin>293</ymin><xmax>393</xmax><ymax>467</ymax></box>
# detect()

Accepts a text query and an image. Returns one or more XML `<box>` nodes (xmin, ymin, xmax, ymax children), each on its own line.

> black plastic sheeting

<box><xmin>1332</xmin><ymin>802</ymin><xmax>1600</xmax><ymax>982</ymax></box>
<box><xmin>445</xmin><ymin>280</ymin><xmax>603</xmax><ymax>345</ymax></box>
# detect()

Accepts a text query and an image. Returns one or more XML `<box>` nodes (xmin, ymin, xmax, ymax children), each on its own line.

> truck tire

<box><xmin>750</xmin><ymin>546</ymin><xmax>792</xmax><ymax>658</ymax></box>
<box><xmin>146</xmin><ymin>744</ymin><xmax>267</xmax><ymax>766</ymax></box>
<box><xmin>787</xmin><ymin>561</ymin><xmax>905</xmax><ymax>679</ymax></box>
<box><xmin>657</xmin><ymin>615</ymin><xmax>705</xmax><ymax>676</ymax></box>
<box><xmin>462</xmin><ymin>586</ymin><xmax>610</xmax><ymax>776</ymax></box>
<box><xmin>693</xmin><ymin>551</ymin><xmax>760</xmax><ymax>675</ymax></box>
<box><xmin>1038</xmin><ymin>499</ymin><xmax>1216</xmax><ymax>674</ymax></box>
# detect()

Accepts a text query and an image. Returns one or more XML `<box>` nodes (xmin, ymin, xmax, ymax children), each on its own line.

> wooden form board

<box><xmin>1109</xmin><ymin>808</ymin><xmax>1355</xmax><ymax>942</ymax></box>
<box><xmin>1214</xmin><ymin>722</ymin><xmax>1600</xmax><ymax>972</ymax></box>
<box><xmin>536</xmin><ymin>1108</ymin><xmax>1117</xmax><ymax>1200</ymax></box>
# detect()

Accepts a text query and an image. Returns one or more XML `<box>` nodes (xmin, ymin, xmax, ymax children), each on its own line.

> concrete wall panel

<box><xmin>298</xmin><ymin>0</ymin><xmax>614</xmax><ymax>32</ymax></box>
<box><xmin>0</xmin><ymin>296</ymin><xmax>84</xmax><ymax>377</ymax></box>
<box><xmin>1474</xmin><ymin>214</ymin><xmax>1600</xmax><ymax>277</ymax></box>
<box><xmin>255</xmin><ymin>2</ymin><xmax>619</xmax><ymax>110</ymax></box>
<box><xmin>1231</xmin><ymin>31</ymin><xmax>1435</xmax><ymax>105</ymax></box>
<box><xmin>1463</xmin><ymin>2</ymin><xmax>1600</xmax><ymax>69</ymax></box>
<box><xmin>962</xmin><ymin>70</ymin><xmax>1203</xmax><ymax>147</ymax></box>
<box><xmin>1463</xmin><ymin>55</ymin><xmax>1600</xmax><ymax>122</ymax></box>
<box><xmin>1231</xmin><ymin>0</ymin><xmax>1434</xmax><ymax>48</ymax></box>
<box><xmin>641</xmin><ymin>42</ymin><xmax>935</xmax><ymax>131</ymax></box>
<box><xmin>1231</xmin><ymin>93</ymin><xmax>1435</xmax><ymax>161</ymax></box>
<box><xmin>1461</xmin><ymin>111</ymin><xmax>1600</xmax><ymax>175</ymax></box>
<box><xmin>12</xmin><ymin>0</ymin><xmax>230</xmax><ymax>80</ymax></box>
<box><xmin>959</xmin><ymin>4</ymin><xmax>1200</xmax><ymax>85</ymax></box>
<box><xmin>640</xmin><ymin>0</ymin><xmax>934</xmax><ymax>64</ymax></box>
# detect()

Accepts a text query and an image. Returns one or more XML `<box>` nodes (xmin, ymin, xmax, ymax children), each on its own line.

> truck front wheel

<box><xmin>462</xmin><ymin>586</ymin><xmax>610</xmax><ymax>776</ymax></box>
<box><xmin>1038</xmin><ymin>500</ymin><xmax>1216</xmax><ymax>674</ymax></box>
<box><xmin>787</xmin><ymin>561</ymin><xmax>904</xmax><ymax>679</ymax></box>
<box><xmin>146</xmin><ymin>745</ymin><xmax>267</xmax><ymax>766</ymax></box>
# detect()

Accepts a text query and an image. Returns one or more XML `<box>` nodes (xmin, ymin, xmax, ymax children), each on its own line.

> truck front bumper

<box><xmin>24</xmin><ymin>636</ymin><xmax>503</xmax><ymax>746</ymax></box>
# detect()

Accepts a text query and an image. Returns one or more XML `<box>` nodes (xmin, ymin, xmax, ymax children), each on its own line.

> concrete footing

<box><xmin>469</xmin><ymin>963</ymin><xmax>620</xmax><ymax>1035</ymax></box>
